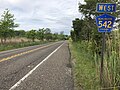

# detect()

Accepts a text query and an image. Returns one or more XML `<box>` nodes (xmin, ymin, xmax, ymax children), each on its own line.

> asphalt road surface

<box><xmin>0</xmin><ymin>41</ymin><xmax>73</xmax><ymax>90</ymax></box>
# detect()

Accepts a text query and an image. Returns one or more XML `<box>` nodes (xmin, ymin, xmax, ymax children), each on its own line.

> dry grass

<box><xmin>0</xmin><ymin>37</ymin><xmax>40</xmax><ymax>44</ymax></box>
<box><xmin>0</xmin><ymin>37</ymin><xmax>50</xmax><ymax>52</ymax></box>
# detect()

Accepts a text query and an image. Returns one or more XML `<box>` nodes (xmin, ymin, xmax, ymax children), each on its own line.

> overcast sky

<box><xmin>0</xmin><ymin>0</ymin><xmax>84</xmax><ymax>35</ymax></box>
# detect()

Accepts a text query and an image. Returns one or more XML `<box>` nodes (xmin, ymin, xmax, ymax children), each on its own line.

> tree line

<box><xmin>70</xmin><ymin>0</ymin><xmax>120</xmax><ymax>89</ymax></box>
<box><xmin>15</xmin><ymin>28</ymin><xmax>67</xmax><ymax>42</ymax></box>
<box><xmin>71</xmin><ymin>0</ymin><xmax>120</xmax><ymax>55</ymax></box>
<box><xmin>0</xmin><ymin>9</ymin><xmax>68</xmax><ymax>44</ymax></box>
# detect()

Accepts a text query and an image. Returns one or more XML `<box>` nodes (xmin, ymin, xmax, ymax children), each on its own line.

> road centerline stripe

<box><xmin>9</xmin><ymin>42</ymin><xmax>64</xmax><ymax>90</ymax></box>
<box><xmin>0</xmin><ymin>42</ymin><xmax>60</xmax><ymax>63</ymax></box>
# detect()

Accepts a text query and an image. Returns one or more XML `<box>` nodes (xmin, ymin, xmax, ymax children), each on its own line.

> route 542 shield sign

<box><xmin>96</xmin><ymin>14</ymin><xmax>116</xmax><ymax>32</ymax></box>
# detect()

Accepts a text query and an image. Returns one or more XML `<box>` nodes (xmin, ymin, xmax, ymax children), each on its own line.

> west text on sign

<box><xmin>96</xmin><ymin>3</ymin><xmax>116</xmax><ymax>13</ymax></box>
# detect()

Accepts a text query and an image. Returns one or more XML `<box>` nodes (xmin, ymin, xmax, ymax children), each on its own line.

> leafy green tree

<box><xmin>14</xmin><ymin>30</ymin><xmax>26</xmax><ymax>37</ymax></box>
<box><xmin>37</xmin><ymin>28</ymin><xmax>45</xmax><ymax>41</ymax></box>
<box><xmin>52</xmin><ymin>33</ymin><xmax>58</xmax><ymax>40</ymax></box>
<box><xmin>0</xmin><ymin>9</ymin><xmax>18</xmax><ymax>44</ymax></box>
<box><xmin>72</xmin><ymin>18</ymin><xmax>84</xmax><ymax>41</ymax></box>
<box><xmin>44</xmin><ymin>28</ymin><xmax>52</xmax><ymax>41</ymax></box>
<box><xmin>26</xmin><ymin>30</ymin><xmax>36</xmax><ymax>42</ymax></box>
<box><xmin>70</xmin><ymin>30</ymin><xmax>75</xmax><ymax>41</ymax></box>
<box><xmin>76</xmin><ymin>0</ymin><xmax>119</xmax><ymax>54</ymax></box>
<box><xmin>58</xmin><ymin>31</ymin><xmax>65</xmax><ymax>40</ymax></box>
<box><xmin>79</xmin><ymin>0</ymin><xmax>118</xmax><ymax>17</ymax></box>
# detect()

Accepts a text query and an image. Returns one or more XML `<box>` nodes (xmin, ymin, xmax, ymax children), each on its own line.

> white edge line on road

<box><xmin>9</xmin><ymin>42</ymin><xmax>64</xmax><ymax>90</ymax></box>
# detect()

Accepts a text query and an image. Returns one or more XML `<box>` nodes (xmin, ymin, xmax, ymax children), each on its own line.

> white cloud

<box><xmin>0</xmin><ymin>0</ymin><xmax>84</xmax><ymax>35</ymax></box>
<box><xmin>8</xmin><ymin>0</ymin><xmax>22</xmax><ymax>4</ymax></box>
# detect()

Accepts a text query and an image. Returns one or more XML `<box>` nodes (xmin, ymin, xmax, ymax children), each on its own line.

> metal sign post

<box><xmin>100</xmin><ymin>32</ymin><xmax>105</xmax><ymax>86</ymax></box>
<box><xmin>96</xmin><ymin>3</ymin><xmax>116</xmax><ymax>87</ymax></box>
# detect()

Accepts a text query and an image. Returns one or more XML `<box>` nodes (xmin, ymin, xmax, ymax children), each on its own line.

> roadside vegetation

<box><xmin>69</xmin><ymin>40</ymin><xmax>100</xmax><ymax>90</ymax></box>
<box><xmin>70</xmin><ymin>0</ymin><xmax>120</xmax><ymax>89</ymax></box>
<box><xmin>0</xmin><ymin>9</ymin><xmax>68</xmax><ymax>52</ymax></box>
<box><xmin>0</xmin><ymin>41</ymin><xmax>49</xmax><ymax>51</ymax></box>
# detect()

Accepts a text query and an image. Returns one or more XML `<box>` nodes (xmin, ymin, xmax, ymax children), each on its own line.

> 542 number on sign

<box><xmin>98</xmin><ymin>21</ymin><xmax>112</xmax><ymax>28</ymax></box>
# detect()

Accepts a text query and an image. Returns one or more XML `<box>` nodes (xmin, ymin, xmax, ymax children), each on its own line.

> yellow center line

<box><xmin>0</xmin><ymin>43</ymin><xmax>57</xmax><ymax>63</ymax></box>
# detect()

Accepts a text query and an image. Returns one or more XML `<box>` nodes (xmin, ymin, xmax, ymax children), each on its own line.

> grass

<box><xmin>0</xmin><ymin>41</ymin><xmax>51</xmax><ymax>52</ymax></box>
<box><xmin>101</xmin><ymin>31</ymin><xmax>120</xmax><ymax>89</ymax></box>
<box><xmin>69</xmin><ymin>40</ymin><xmax>100</xmax><ymax>90</ymax></box>
<box><xmin>69</xmin><ymin>30</ymin><xmax>120</xmax><ymax>90</ymax></box>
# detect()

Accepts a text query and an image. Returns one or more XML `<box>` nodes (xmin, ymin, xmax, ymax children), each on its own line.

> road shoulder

<box><xmin>13</xmin><ymin>42</ymin><xmax>74</xmax><ymax>90</ymax></box>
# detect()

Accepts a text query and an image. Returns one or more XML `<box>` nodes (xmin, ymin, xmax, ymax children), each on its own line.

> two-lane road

<box><xmin>0</xmin><ymin>41</ymin><xmax>73</xmax><ymax>90</ymax></box>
